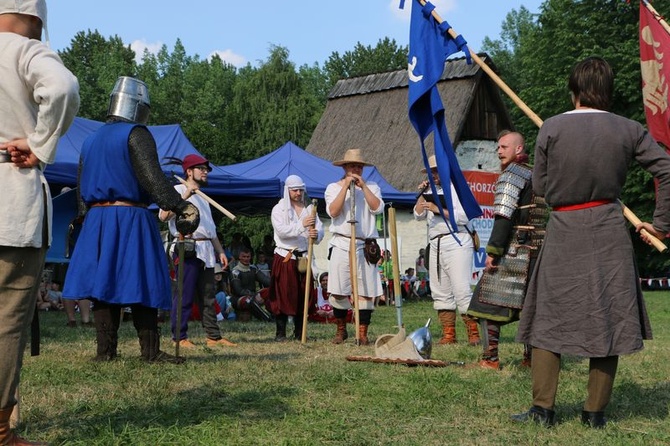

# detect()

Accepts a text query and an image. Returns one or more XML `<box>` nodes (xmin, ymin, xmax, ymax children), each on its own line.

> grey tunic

<box><xmin>516</xmin><ymin>109</ymin><xmax>670</xmax><ymax>357</ymax></box>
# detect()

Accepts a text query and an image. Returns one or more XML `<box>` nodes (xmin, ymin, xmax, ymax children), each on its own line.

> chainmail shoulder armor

<box><xmin>493</xmin><ymin>163</ymin><xmax>533</xmax><ymax>219</ymax></box>
<box><xmin>128</xmin><ymin>126</ymin><xmax>184</xmax><ymax>212</ymax></box>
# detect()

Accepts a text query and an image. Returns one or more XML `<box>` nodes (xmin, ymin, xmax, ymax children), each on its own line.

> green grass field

<box><xmin>13</xmin><ymin>291</ymin><xmax>670</xmax><ymax>445</ymax></box>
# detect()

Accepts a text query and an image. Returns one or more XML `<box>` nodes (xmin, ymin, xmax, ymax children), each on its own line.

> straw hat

<box><xmin>420</xmin><ymin>155</ymin><xmax>438</xmax><ymax>173</ymax></box>
<box><xmin>332</xmin><ymin>148</ymin><xmax>373</xmax><ymax>167</ymax></box>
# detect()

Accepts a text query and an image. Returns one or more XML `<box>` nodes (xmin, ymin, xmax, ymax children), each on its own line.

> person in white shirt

<box><xmin>159</xmin><ymin>154</ymin><xmax>235</xmax><ymax>349</ymax></box>
<box><xmin>268</xmin><ymin>175</ymin><xmax>323</xmax><ymax>341</ymax></box>
<box><xmin>0</xmin><ymin>1</ymin><xmax>79</xmax><ymax>443</ymax></box>
<box><xmin>414</xmin><ymin>155</ymin><xmax>480</xmax><ymax>346</ymax></box>
<box><xmin>325</xmin><ymin>149</ymin><xmax>384</xmax><ymax>345</ymax></box>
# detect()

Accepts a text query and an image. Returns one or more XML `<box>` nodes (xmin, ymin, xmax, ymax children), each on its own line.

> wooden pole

<box><xmin>348</xmin><ymin>182</ymin><xmax>361</xmax><ymax>342</ymax></box>
<box><xmin>388</xmin><ymin>207</ymin><xmax>404</xmax><ymax>328</ymax></box>
<box><xmin>301</xmin><ymin>199</ymin><xmax>318</xmax><ymax>344</ymax></box>
<box><xmin>642</xmin><ymin>0</ymin><xmax>670</xmax><ymax>35</ymax></box>
<box><xmin>621</xmin><ymin>201</ymin><xmax>668</xmax><ymax>252</ymax></box>
<box><xmin>415</xmin><ymin>0</ymin><xmax>667</xmax><ymax>252</ymax></box>
<box><xmin>173</xmin><ymin>175</ymin><xmax>237</xmax><ymax>222</ymax></box>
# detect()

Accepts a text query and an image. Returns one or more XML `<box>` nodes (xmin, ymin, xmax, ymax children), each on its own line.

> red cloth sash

<box><xmin>553</xmin><ymin>200</ymin><xmax>611</xmax><ymax>212</ymax></box>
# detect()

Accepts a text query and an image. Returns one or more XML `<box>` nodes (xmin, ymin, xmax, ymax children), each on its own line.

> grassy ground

<box><xmin>13</xmin><ymin>291</ymin><xmax>670</xmax><ymax>445</ymax></box>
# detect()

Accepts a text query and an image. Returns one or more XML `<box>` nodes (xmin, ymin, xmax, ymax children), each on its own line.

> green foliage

<box><xmin>482</xmin><ymin>0</ymin><xmax>670</xmax><ymax>275</ymax></box>
<box><xmin>323</xmin><ymin>37</ymin><xmax>408</xmax><ymax>88</ymax></box>
<box><xmin>58</xmin><ymin>30</ymin><xmax>137</xmax><ymax>120</ymax></box>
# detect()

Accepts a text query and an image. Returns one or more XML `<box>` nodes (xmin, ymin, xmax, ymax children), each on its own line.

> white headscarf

<box><xmin>282</xmin><ymin>174</ymin><xmax>307</xmax><ymax>224</ymax></box>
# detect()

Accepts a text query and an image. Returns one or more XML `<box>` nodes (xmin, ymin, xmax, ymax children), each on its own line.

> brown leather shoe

<box><xmin>206</xmin><ymin>337</ymin><xmax>237</xmax><ymax>347</ymax></box>
<box><xmin>172</xmin><ymin>339</ymin><xmax>196</xmax><ymax>348</ymax></box>
<box><xmin>479</xmin><ymin>359</ymin><xmax>500</xmax><ymax>370</ymax></box>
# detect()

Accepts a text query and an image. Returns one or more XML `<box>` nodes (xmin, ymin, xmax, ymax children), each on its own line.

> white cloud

<box><xmin>130</xmin><ymin>39</ymin><xmax>163</xmax><ymax>63</ymax></box>
<box><xmin>390</xmin><ymin>0</ymin><xmax>457</xmax><ymax>21</ymax></box>
<box><xmin>208</xmin><ymin>49</ymin><xmax>247</xmax><ymax>67</ymax></box>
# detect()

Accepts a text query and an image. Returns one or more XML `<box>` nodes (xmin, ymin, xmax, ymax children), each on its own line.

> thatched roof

<box><xmin>307</xmin><ymin>53</ymin><xmax>513</xmax><ymax>192</ymax></box>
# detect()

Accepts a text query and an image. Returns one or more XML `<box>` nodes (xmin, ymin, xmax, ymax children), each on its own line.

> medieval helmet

<box><xmin>408</xmin><ymin>318</ymin><xmax>432</xmax><ymax>360</ymax></box>
<box><xmin>107</xmin><ymin>76</ymin><xmax>150</xmax><ymax>125</ymax></box>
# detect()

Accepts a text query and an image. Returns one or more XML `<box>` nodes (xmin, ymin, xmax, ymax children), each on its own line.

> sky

<box><xmin>47</xmin><ymin>0</ymin><xmax>545</xmax><ymax>67</ymax></box>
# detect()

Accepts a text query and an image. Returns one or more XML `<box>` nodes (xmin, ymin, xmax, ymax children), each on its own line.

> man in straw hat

<box><xmin>325</xmin><ymin>148</ymin><xmax>384</xmax><ymax>345</ymax></box>
<box><xmin>159</xmin><ymin>154</ymin><xmax>236</xmax><ymax>349</ymax></box>
<box><xmin>414</xmin><ymin>154</ymin><xmax>480</xmax><ymax>347</ymax></box>
<box><xmin>268</xmin><ymin>174</ymin><xmax>323</xmax><ymax>341</ymax></box>
<box><xmin>0</xmin><ymin>0</ymin><xmax>79</xmax><ymax>443</ymax></box>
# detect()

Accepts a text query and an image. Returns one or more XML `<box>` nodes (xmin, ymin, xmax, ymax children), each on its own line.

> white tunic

<box><xmin>0</xmin><ymin>33</ymin><xmax>79</xmax><ymax>248</ymax></box>
<box><xmin>167</xmin><ymin>184</ymin><xmax>218</xmax><ymax>267</ymax></box>
<box><xmin>271</xmin><ymin>201</ymin><xmax>324</xmax><ymax>259</ymax></box>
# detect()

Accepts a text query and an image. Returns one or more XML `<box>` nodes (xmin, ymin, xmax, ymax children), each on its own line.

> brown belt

<box><xmin>90</xmin><ymin>200</ymin><xmax>147</xmax><ymax>208</ymax></box>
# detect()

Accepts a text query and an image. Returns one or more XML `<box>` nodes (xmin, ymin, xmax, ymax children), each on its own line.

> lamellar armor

<box><xmin>479</xmin><ymin>163</ymin><xmax>548</xmax><ymax>309</ymax></box>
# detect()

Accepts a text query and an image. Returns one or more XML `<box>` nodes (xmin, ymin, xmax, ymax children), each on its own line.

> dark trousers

<box><xmin>170</xmin><ymin>257</ymin><xmax>220</xmax><ymax>341</ymax></box>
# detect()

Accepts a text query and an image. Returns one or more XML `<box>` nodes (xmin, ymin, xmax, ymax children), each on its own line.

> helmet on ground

<box><xmin>408</xmin><ymin>318</ymin><xmax>432</xmax><ymax>359</ymax></box>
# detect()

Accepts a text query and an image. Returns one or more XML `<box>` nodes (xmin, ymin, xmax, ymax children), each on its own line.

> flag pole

<box><xmin>415</xmin><ymin>0</ymin><xmax>667</xmax><ymax>252</ymax></box>
<box><xmin>642</xmin><ymin>0</ymin><xmax>670</xmax><ymax>35</ymax></box>
<box><xmin>415</xmin><ymin>0</ymin><xmax>542</xmax><ymax>127</ymax></box>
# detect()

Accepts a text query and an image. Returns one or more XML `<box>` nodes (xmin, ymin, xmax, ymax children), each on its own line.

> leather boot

<box><xmin>138</xmin><ymin>329</ymin><xmax>185</xmax><ymax>364</ymax></box>
<box><xmin>510</xmin><ymin>405</ymin><xmax>556</xmax><ymax>427</ymax></box>
<box><xmin>91</xmin><ymin>307</ymin><xmax>119</xmax><ymax>361</ymax></box>
<box><xmin>356</xmin><ymin>324</ymin><xmax>370</xmax><ymax>346</ymax></box>
<box><xmin>0</xmin><ymin>406</ymin><xmax>47</xmax><ymax>445</ymax></box>
<box><xmin>437</xmin><ymin>310</ymin><xmax>457</xmax><ymax>344</ymax></box>
<box><xmin>275</xmin><ymin>315</ymin><xmax>288</xmax><ymax>342</ymax></box>
<box><xmin>581</xmin><ymin>411</ymin><xmax>607</xmax><ymax>429</ymax></box>
<box><xmin>462</xmin><ymin>314</ymin><xmax>481</xmax><ymax>346</ymax></box>
<box><xmin>332</xmin><ymin>317</ymin><xmax>348</xmax><ymax>344</ymax></box>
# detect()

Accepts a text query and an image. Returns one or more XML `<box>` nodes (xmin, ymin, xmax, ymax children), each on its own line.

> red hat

<box><xmin>182</xmin><ymin>154</ymin><xmax>212</xmax><ymax>173</ymax></box>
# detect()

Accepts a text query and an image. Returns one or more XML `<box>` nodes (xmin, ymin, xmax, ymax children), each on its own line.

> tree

<box><xmin>225</xmin><ymin>45</ymin><xmax>324</xmax><ymax>161</ymax></box>
<box><xmin>58</xmin><ymin>30</ymin><xmax>137</xmax><ymax>120</ymax></box>
<box><xmin>323</xmin><ymin>37</ymin><xmax>408</xmax><ymax>89</ymax></box>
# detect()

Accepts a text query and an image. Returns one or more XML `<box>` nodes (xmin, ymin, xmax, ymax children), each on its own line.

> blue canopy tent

<box><xmin>219</xmin><ymin>141</ymin><xmax>416</xmax><ymax>205</ymax></box>
<box><xmin>44</xmin><ymin>117</ymin><xmax>282</xmax><ymax>199</ymax></box>
<box><xmin>44</xmin><ymin>118</ymin><xmax>284</xmax><ymax>263</ymax></box>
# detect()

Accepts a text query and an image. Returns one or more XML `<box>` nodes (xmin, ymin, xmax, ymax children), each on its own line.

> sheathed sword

<box><xmin>174</xmin><ymin>234</ymin><xmax>185</xmax><ymax>359</ymax></box>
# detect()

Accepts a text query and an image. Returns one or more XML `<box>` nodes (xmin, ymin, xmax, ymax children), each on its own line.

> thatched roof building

<box><xmin>307</xmin><ymin>53</ymin><xmax>514</xmax><ymax>192</ymax></box>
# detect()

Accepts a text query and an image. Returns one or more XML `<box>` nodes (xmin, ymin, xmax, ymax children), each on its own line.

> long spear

<box><xmin>301</xmin><ymin>199</ymin><xmax>318</xmax><ymax>344</ymax></box>
<box><xmin>416</xmin><ymin>0</ymin><xmax>667</xmax><ymax>252</ymax></box>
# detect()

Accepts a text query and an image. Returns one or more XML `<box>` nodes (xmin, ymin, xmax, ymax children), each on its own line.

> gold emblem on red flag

<box><xmin>641</xmin><ymin>25</ymin><xmax>669</xmax><ymax>116</ymax></box>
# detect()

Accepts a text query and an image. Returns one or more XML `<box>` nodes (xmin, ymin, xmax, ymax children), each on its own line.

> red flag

<box><xmin>640</xmin><ymin>2</ymin><xmax>670</xmax><ymax>151</ymax></box>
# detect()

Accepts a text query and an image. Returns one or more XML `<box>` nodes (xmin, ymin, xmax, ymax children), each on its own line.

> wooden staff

<box><xmin>348</xmin><ymin>181</ymin><xmax>361</xmax><ymax>343</ymax></box>
<box><xmin>416</xmin><ymin>0</ymin><xmax>667</xmax><ymax>252</ymax></box>
<box><xmin>621</xmin><ymin>201</ymin><xmax>668</xmax><ymax>252</ymax></box>
<box><xmin>301</xmin><ymin>199</ymin><xmax>318</xmax><ymax>344</ymax></box>
<box><xmin>388</xmin><ymin>207</ymin><xmax>404</xmax><ymax>328</ymax></box>
<box><xmin>173</xmin><ymin>175</ymin><xmax>237</xmax><ymax>222</ymax></box>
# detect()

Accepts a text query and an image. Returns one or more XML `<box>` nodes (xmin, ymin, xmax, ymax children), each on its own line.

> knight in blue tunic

<box><xmin>63</xmin><ymin>77</ymin><xmax>199</xmax><ymax>363</ymax></box>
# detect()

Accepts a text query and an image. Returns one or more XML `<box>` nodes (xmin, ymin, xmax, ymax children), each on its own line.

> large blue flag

<box><xmin>404</xmin><ymin>0</ymin><xmax>482</xmax><ymax>230</ymax></box>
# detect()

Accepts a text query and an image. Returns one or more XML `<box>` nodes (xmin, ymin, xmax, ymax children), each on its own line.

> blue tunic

<box><xmin>63</xmin><ymin>122</ymin><xmax>171</xmax><ymax>310</ymax></box>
